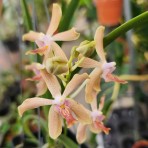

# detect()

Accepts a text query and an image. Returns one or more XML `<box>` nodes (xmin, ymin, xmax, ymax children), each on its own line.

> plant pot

<box><xmin>96</xmin><ymin>0</ymin><xmax>123</xmax><ymax>26</ymax></box>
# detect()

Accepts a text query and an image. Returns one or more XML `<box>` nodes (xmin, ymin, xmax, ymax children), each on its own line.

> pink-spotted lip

<box><xmin>54</xmin><ymin>99</ymin><xmax>77</xmax><ymax>127</ymax></box>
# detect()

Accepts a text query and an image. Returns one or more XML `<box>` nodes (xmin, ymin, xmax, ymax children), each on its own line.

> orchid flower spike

<box><xmin>18</xmin><ymin>71</ymin><xmax>91</xmax><ymax>139</ymax></box>
<box><xmin>78</xmin><ymin>26</ymin><xmax>127</xmax><ymax>103</ymax></box>
<box><xmin>76</xmin><ymin>96</ymin><xmax>110</xmax><ymax>144</ymax></box>
<box><xmin>23</xmin><ymin>3</ymin><xmax>80</xmax><ymax>57</ymax></box>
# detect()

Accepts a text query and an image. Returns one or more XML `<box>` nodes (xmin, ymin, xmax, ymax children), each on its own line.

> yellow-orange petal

<box><xmin>69</xmin><ymin>99</ymin><xmax>92</xmax><ymax>124</ymax></box>
<box><xmin>94</xmin><ymin>26</ymin><xmax>106</xmax><ymax>62</ymax></box>
<box><xmin>51</xmin><ymin>42</ymin><xmax>68</xmax><ymax>61</ymax></box>
<box><xmin>85</xmin><ymin>68</ymin><xmax>102</xmax><ymax>103</ymax></box>
<box><xmin>25</xmin><ymin>46</ymin><xmax>48</xmax><ymax>56</ymax></box>
<box><xmin>25</xmin><ymin>63</ymin><xmax>44</xmax><ymax>73</ymax></box>
<box><xmin>98</xmin><ymin>96</ymin><xmax>105</xmax><ymax>111</ymax></box>
<box><xmin>76</xmin><ymin>123</ymin><xmax>88</xmax><ymax>144</ymax></box>
<box><xmin>89</xmin><ymin>123</ymin><xmax>101</xmax><ymax>134</ymax></box>
<box><xmin>78</xmin><ymin>56</ymin><xmax>101</xmax><ymax>68</ymax></box>
<box><xmin>52</xmin><ymin>28</ymin><xmax>80</xmax><ymax>41</ymax></box>
<box><xmin>46</xmin><ymin>3</ymin><xmax>62</xmax><ymax>35</ymax></box>
<box><xmin>62</xmin><ymin>73</ymin><xmax>89</xmax><ymax>98</ymax></box>
<box><xmin>22</xmin><ymin>31</ymin><xmax>44</xmax><ymax>42</ymax></box>
<box><xmin>36</xmin><ymin>79</ymin><xmax>47</xmax><ymax>96</ymax></box>
<box><xmin>40</xmin><ymin>69</ymin><xmax>61</xmax><ymax>98</ymax></box>
<box><xmin>48</xmin><ymin>105</ymin><xmax>62</xmax><ymax>139</ymax></box>
<box><xmin>18</xmin><ymin>97</ymin><xmax>53</xmax><ymax>117</ymax></box>
<box><xmin>26</xmin><ymin>75</ymin><xmax>42</xmax><ymax>81</ymax></box>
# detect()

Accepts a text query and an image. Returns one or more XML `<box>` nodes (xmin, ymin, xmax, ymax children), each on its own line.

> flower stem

<box><xmin>103</xmin><ymin>11</ymin><xmax>148</xmax><ymax>47</ymax></box>
<box><xmin>119</xmin><ymin>74</ymin><xmax>148</xmax><ymax>81</ymax></box>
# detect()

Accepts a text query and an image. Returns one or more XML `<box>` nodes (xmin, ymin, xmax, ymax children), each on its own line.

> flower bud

<box><xmin>76</xmin><ymin>40</ymin><xmax>95</xmax><ymax>57</ymax></box>
<box><xmin>45</xmin><ymin>57</ymin><xmax>68</xmax><ymax>75</ymax></box>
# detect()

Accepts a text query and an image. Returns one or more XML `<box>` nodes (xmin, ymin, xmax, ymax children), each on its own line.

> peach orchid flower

<box><xmin>23</xmin><ymin>3</ymin><xmax>79</xmax><ymax>56</ymax></box>
<box><xmin>25</xmin><ymin>63</ymin><xmax>47</xmax><ymax>96</ymax></box>
<box><xmin>18</xmin><ymin>71</ymin><xmax>91</xmax><ymax>139</ymax></box>
<box><xmin>76</xmin><ymin>96</ymin><xmax>110</xmax><ymax>144</ymax></box>
<box><xmin>78</xmin><ymin>26</ymin><xmax>127</xmax><ymax>103</ymax></box>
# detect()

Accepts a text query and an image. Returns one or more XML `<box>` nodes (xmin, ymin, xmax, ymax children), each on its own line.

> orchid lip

<box><xmin>91</xmin><ymin>110</ymin><xmax>103</xmax><ymax>121</ymax></box>
<box><xmin>54</xmin><ymin>99</ymin><xmax>77</xmax><ymax>127</ymax></box>
<box><xmin>102</xmin><ymin>62</ymin><xmax>116</xmax><ymax>70</ymax></box>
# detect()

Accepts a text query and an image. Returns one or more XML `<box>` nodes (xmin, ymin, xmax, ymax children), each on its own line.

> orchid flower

<box><xmin>27</xmin><ymin>41</ymin><xmax>69</xmax><ymax>76</ymax></box>
<box><xmin>23</xmin><ymin>3</ymin><xmax>80</xmax><ymax>57</ymax></box>
<box><xmin>18</xmin><ymin>71</ymin><xmax>91</xmax><ymax>139</ymax></box>
<box><xmin>76</xmin><ymin>96</ymin><xmax>110</xmax><ymax>144</ymax></box>
<box><xmin>78</xmin><ymin>26</ymin><xmax>127</xmax><ymax>103</ymax></box>
<box><xmin>25</xmin><ymin>63</ymin><xmax>47</xmax><ymax>96</ymax></box>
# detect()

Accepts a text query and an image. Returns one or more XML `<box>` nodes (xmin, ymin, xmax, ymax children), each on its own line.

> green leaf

<box><xmin>58</xmin><ymin>134</ymin><xmax>79</xmax><ymax>148</ymax></box>
<box><xmin>59</xmin><ymin>0</ymin><xmax>80</xmax><ymax>32</ymax></box>
<box><xmin>102</xmin><ymin>99</ymin><xmax>113</xmax><ymax>115</ymax></box>
<box><xmin>21</xmin><ymin>0</ymin><xmax>33</xmax><ymax>31</ymax></box>
<box><xmin>0</xmin><ymin>122</ymin><xmax>10</xmax><ymax>134</ymax></box>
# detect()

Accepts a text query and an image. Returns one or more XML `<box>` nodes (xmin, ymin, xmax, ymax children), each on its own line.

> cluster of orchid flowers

<box><xmin>18</xmin><ymin>3</ymin><xmax>127</xmax><ymax>144</ymax></box>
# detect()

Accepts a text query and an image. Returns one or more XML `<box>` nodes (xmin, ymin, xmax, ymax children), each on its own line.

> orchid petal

<box><xmin>25</xmin><ymin>63</ymin><xmax>45</xmax><ymax>75</ymax></box>
<box><xmin>46</xmin><ymin>4</ymin><xmax>62</xmax><ymax>35</ymax></box>
<box><xmin>25</xmin><ymin>46</ymin><xmax>48</xmax><ymax>56</ymax></box>
<box><xmin>106</xmin><ymin>74</ymin><xmax>127</xmax><ymax>84</ymax></box>
<box><xmin>22</xmin><ymin>31</ymin><xmax>44</xmax><ymax>42</ymax></box>
<box><xmin>90</xmin><ymin>97</ymin><xmax>97</xmax><ymax>111</ymax></box>
<box><xmin>62</xmin><ymin>73</ymin><xmax>88</xmax><ymax>98</ymax></box>
<box><xmin>76</xmin><ymin>123</ymin><xmax>87</xmax><ymax>144</ymax></box>
<box><xmin>18</xmin><ymin>97</ymin><xmax>53</xmax><ymax>117</ymax></box>
<box><xmin>26</xmin><ymin>75</ymin><xmax>42</xmax><ymax>81</ymax></box>
<box><xmin>40</xmin><ymin>69</ymin><xmax>61</xmax><ymax>98</ymax></box>
<box><xmin>52</xmin><ymin>28</ymin><xmax>80</xmax><ymax>41</ymax></box>
<box><xmin>49</xmin><ymin>105</ymin><xmax>62</xmax><ymax>139</ymax></box>
<box><xmin>85</xmin><ymin>68</ymin><xmax>102</xmax><ymax>103</ymax></box>
<box><xmin>51</xmin><ymin>42</ymin><xmax>68</xmax><ymax>61</ymax></box>
<box><xmin>94</xmin><ymin>26</ymin><xmax>106</xmax><ymax>62</ymax></box>
<box><xmin>78</xmin><ymin>56</ymin><xmax>101</xmax><ymax>68</ymax></box>
<box><xmin>89</xmin><ymin>123</ymin><xmax>101</xmax><ymax>134</ymax></box>
<box><xmin>36</xmin><ymin>79</ymin><xmax>47</xmax><ymax>96</ymax></box>
<box><xmin>35</xmin><ymin>39</ymin><xmax>45</xmax><ymax>48</ymax></box>
<box><xmin>98</xmin><ymin>96</ymin><xmax>105</xmax><ymax>111</ymax></box>
<box><xmin>69</xmin><ymin>99</ymin><xmax>91</xmax><ymax>124</ymax></box>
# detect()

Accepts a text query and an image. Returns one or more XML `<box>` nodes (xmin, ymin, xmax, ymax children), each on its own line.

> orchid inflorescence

<box><xmin>18</xmin><ymin>3</ymin><xmax>127</xmax><ymax>143</ymax></box>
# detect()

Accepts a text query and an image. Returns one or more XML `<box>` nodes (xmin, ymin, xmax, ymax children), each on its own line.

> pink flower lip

<box><xmin>94</xmin><ymin>121</ymin><xmax>111</xmax><ymax>134</ymax></box>
<box><xmin>102</xmin><ymin>62</ymin><xmax>116</xmax><ymax>71</ymax></box>
<box><xmin>55</xmin><ymin>100</ymin><xmax>77</xmax><ymax>127</ymax></box>
<box><xmin>91</xmin><ymin>110</ymin><xmax>104</xmax><ymax>122</ymax></box>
